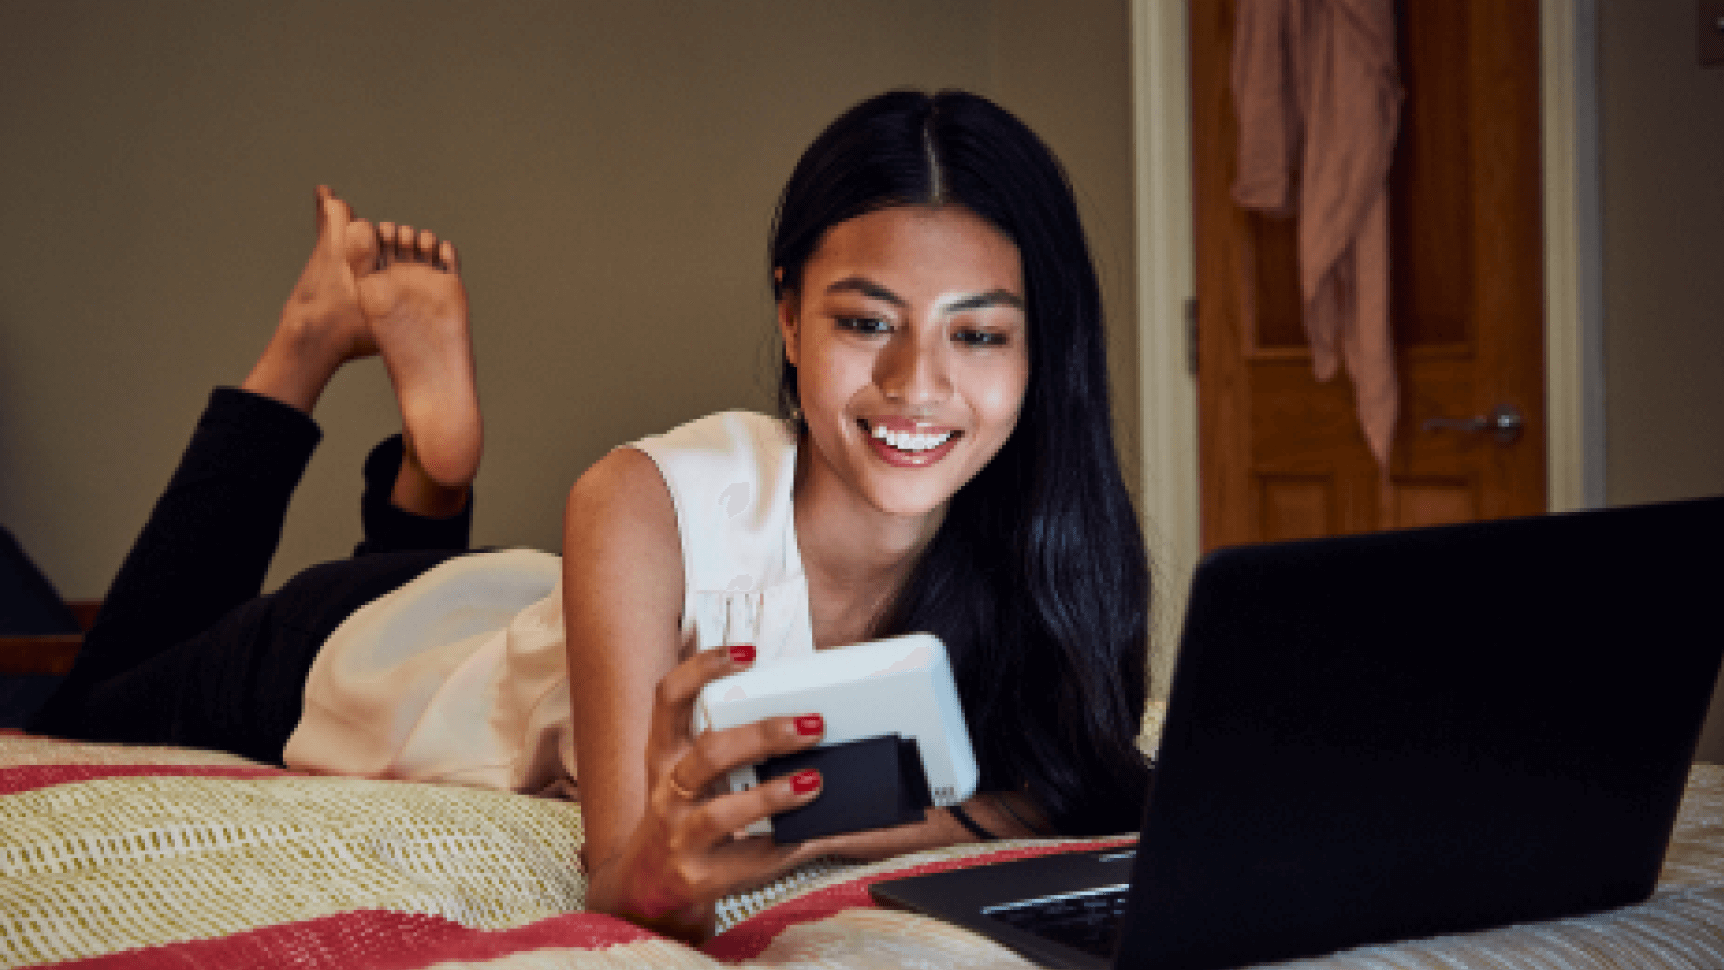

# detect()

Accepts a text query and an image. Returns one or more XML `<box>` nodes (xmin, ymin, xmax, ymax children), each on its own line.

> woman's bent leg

<box><xmin>27</xmin><ymin>387</ymin><xmax>320</xmax><ymax>737</ymax></box>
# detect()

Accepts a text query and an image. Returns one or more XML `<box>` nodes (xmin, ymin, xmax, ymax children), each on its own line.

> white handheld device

<box><xmin>695</xmin><ymin>632</ymin><xmax>979</xmax><ymax>837</ymax></box>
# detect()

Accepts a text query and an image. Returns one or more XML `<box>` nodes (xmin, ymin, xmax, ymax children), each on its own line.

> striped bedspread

<box><xmin>2</xmin><ymin>734</ymin><xmax>1721</xmax><ymax>969</ymax></box>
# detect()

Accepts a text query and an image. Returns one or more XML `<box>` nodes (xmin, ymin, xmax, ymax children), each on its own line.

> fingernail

<box><xmin>791</xmin><ymin>769</ymin><xmax>821</xmax><ymax>794</ymax></box>
<box><xmin>727</xmin><ymin>644</ymin><xmax>756</xmax><ymax>664</ymax></box>
<box><xmin>794</xmin><ymin>714</ymin><xmax>824</xmax><ymax>736</ymax></box>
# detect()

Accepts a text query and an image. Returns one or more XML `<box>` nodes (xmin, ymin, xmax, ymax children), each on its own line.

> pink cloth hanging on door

<box><xmin>1231</xmin><ymin>0</ymin><xmax>1403</xmax><ymax>470</ymax></box>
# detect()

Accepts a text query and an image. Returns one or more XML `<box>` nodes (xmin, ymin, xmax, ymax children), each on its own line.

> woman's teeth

<box><xmin>871</xmin><ymin>424</ymin><xmax>955</xmax><ymax>452</ymax></box>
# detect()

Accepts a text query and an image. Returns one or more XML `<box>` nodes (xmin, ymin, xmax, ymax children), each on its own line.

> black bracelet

<box><xmin>990</xmin><ymin>792</ymin><xmax>1049</xmax><ymax>837</ymax></box>
<box><xmin>946</xmin><ymin>803</ymin><xmax>999</xmax><ymax>841</ymax></box>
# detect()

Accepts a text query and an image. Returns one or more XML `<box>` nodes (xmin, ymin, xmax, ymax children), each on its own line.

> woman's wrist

<box><xmin>587</xmin><ymin>862</ymin><xmax>716</xmax><ymax>943</ymax></box>
<box><xmin>613</xmin><ymin>903</ymin><xmax>714</xmax><ymax>944</ymax></box>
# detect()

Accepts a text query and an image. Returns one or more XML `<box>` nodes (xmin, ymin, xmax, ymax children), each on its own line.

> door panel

<box><xmin>1192</xmin><ymin>0</ymin><xmax>1547</xmax><ymax>550</ymax></box>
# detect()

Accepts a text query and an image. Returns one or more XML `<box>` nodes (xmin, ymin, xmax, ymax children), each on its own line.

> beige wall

<box><xmin>0</xmin><ymin>0</ymin><xmax>1136</xmax><ymax>599</ymax></box>
<box><xmin>1600</xmin><ymin>2</ymin><xmax>1724</xmax><ymax>504</ymax></box>
<box><xmin>1596</xmin><ymin>0</ymin><xmax>1724</xmax><ymax>762</ymax></box>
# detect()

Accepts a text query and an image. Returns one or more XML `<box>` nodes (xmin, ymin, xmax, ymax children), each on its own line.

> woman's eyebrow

<box><xmin>825</xmin><ymin>277</ymin><xmax>905</xmax><ymax>307</ymax></box>
<box><xmin>824</xmin><ymin>278</ymin><xmax>1025</xmax><ymax>313</ymax></box>
<box><xmin>942</xmin><ymin>289</ymin><xmax>1025</xmax><ymax>313</ymax></box>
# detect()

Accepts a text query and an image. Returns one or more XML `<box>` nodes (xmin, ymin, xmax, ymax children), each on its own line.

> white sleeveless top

<box><xmin>282</xmin><ymin>411</ymin><xmax>814</xmax><ymax>794</ymax></box>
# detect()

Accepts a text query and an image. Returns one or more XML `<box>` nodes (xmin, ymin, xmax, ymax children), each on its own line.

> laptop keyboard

<box><xmin>983</xmin><ymin>883</ymin><xmax>1131</xmax><ymax>959</ymax></box>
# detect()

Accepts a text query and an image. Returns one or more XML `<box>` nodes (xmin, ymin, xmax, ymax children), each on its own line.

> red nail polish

<box><xmin>794</xmin><ymin>714</ymin><xmax>824</xmax><ymax>736</ymax></box>
<box><xmin>791</xmin><ymin>769</ymin><xmax>821</xmax><ymax>794</ymax></box>
<box><xmin>728</xmin><ymin>644</ymin><xmax>756</xmax><ymax>664</ymax></box>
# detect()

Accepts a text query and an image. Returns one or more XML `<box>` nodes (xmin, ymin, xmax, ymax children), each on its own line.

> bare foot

<box><xmin>243</xmin><ymin>186</ymin><xmax>380</xmax><ymax>413</ymax></box>
<box><xmin>359</xmin><ymin>220</ymin><xmax>483</xmax><ymax>492</ymax></box>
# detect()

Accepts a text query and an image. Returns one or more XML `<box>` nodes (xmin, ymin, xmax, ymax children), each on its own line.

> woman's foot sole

<box><xmin>361</xmin><ymin>221</ymin><xmax>483</xmax><ymax>489</ymax></box>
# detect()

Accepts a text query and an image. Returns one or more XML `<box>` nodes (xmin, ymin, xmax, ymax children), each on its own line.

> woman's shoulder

<box><xmin>630</xmin><ymin>410</ymin><xmax>793</xmax><ymax>462</ymax></box>
<box><xmin>565</xmin><ymin>410</ymin><xmax>795</xmax><ymax>555</ymax></box>
<box><xmin>626</xmin><ymin>411</ymin><xmax>797</xmax><ymax>520</ymax></box>
<box><xmin>563</xmin><ymin>447</ymin><xmax>684</xmax><ymax>637</ymax></box>
<box><xmin>569</xmin><ymin>411</ymin><xmax>785</xmax><ymax>497</ymax></box>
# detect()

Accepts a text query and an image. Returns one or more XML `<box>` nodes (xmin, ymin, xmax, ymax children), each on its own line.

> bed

<box><xmin>3</xmin><ymin>727</ymin><xmax>1721</xmax><ymax>970</ymax></box>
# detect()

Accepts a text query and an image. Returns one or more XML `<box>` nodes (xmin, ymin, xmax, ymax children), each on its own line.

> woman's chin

<box><xmin>853</xmin><ymin>475</ymin><xmax>960</xmax><ymax>525</ymax></box>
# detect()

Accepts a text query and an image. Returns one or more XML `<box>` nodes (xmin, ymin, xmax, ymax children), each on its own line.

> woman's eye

<box><xmin>836</xmin><ymin>317</ymin><xmax>891</xmax><ymax>335</ymax></box>
<box><xmin>954</xmin><ymin>328</ymin><xmax>1010</xmax><ymax>348</ymax></box>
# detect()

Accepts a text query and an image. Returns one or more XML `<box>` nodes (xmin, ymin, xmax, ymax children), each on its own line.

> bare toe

<box><xmin>342</xmin><ymin>218</ymin><xmax>378</xmax><ymax>278</ymax></box>
<box><xmin>315</xmin><ymin>185</ymin><xmax>351</xmax><ymax>230</ymax></box>
<box><xmin>376</xmin><ymin>222</ymin><xmax>397</xmax><ymax>267</ymax></box>
<box><xmin>436</xmin><ymin>239</ymin><xmax>459</xmax><ymax>273</ymax></box>
<box><xmin>416</xmin><ymin>228</ymin><xmax>438</xmax><ymax>263</ymax></box>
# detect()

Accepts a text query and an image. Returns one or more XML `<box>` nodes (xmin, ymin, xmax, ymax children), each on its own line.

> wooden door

<box><xmin>1191</xmin><ymin>0</ymin><xmax>1547</xmax><ymax>551</ymax></box>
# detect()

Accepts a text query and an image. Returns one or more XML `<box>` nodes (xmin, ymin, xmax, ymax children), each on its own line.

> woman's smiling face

<box><xmin>779</xmin><ymin>204</ymin><xmax>1029</xmax><ymax>523</ymax></box>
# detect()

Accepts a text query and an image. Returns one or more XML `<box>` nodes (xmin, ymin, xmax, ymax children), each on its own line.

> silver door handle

<box><xmin>1421</xmin><ymin>405</ymin><xmax>1524</xmax><ymax>444</ymax></box>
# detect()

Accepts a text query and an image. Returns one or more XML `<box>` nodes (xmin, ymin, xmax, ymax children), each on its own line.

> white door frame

<box><xmin>1129</xmin><ymin>0</ymin><xmax>1604</xmax><ymax>696</ymax></box>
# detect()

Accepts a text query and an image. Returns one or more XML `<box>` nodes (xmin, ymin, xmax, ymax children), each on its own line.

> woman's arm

<box><xmin>563</xmin><ymin>448</ymin><xmax>684</xmax><ymax>884</ymax></box>
<box><xmin>563</xmin><ymin>448</ymin><xmax>827</xmax><ymax>940</ymax></box>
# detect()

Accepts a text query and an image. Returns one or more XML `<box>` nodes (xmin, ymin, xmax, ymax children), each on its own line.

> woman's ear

<box><xmin>776</xmin><ymin>283</ymin><xmax>800</xmax><ymax>369</ymax></box>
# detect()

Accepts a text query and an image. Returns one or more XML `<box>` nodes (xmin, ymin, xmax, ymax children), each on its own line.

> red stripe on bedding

<box><xmin>41</xmin><ymin>909</ymin><xmax>656</xmax><ymax>969</ymax></box>
<box><xmin>0</xmin><ymin>763</ymin><xmax>287</xmax><ymax>796</ymax></box>
<box><xmin>703</xmin><ymin>837</ymin><xmax>1136</xmax><ymax>961</ymax></box>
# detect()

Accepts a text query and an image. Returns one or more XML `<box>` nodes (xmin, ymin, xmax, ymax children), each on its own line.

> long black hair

<box><xmin>770</xmin><ymin>90</ymin><xmax>1152</xmax><ymax>835</ymax></box>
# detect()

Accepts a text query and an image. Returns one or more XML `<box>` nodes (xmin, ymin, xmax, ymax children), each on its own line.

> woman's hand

<box><xmin>583</xmin><ymin>643</ymin><xmax>827</xmax><ymax>941</ymax></box>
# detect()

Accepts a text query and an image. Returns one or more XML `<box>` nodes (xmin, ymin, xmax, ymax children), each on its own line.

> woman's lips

<box><xmin>860</xmin><ymin>418</ymin><xmax>963</xmax><ymax>467</ymax></box>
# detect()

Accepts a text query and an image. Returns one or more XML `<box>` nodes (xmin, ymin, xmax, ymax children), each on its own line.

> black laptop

<box><xmin>870</xmin><ymin>496</ymin><xmax>1724</xmax><ymax>970</ymax></box>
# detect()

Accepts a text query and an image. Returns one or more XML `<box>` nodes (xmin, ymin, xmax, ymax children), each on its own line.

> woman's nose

<box><xmin>875</xmin><ymin>332</ymin><xmax>951</xmax><ymax>407</ymax></box>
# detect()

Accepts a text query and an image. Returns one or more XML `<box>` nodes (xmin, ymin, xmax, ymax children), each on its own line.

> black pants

<box><xmin>27</xmin><ymin>388</ymin><xmax>473</xmax><ymax>765</ymax></box>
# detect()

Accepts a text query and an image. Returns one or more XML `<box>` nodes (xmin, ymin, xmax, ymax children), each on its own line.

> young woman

<box><xmin>29</xmin><ymin>89</ymin><xmax>1151</xmax><ymax>942</ymax></box>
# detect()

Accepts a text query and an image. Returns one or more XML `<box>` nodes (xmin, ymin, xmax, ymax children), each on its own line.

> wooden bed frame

<box><xmin>0</xmin><ymin>599</ymin><xmax>97</xmax><ymax>675</ymax></box>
